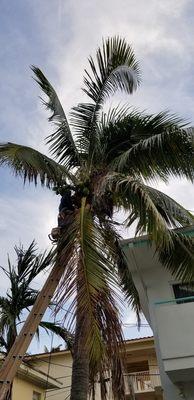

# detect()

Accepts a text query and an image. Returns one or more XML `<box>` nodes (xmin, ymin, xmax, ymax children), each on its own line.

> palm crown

<box><xmin>1</xmin><ymin>36</ymin><xmax>194</xmax><ymax>399</ymax></box>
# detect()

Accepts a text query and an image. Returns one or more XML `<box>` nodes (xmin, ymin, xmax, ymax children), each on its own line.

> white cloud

<box><xmin>1</xmin><ymin>0</ymin><xmax>194</xmax><ymax>346</ymax></box>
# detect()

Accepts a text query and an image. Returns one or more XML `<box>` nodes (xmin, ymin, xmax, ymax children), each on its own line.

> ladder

<box><xmin>0</xmin><ymin>252</ymin><xmax>66</xmax><ymax>400</ymax></box>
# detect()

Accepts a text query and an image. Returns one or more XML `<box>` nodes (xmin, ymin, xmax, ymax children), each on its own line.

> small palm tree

<box><xmin>0</xmin><ymin>241</ymin><xmax>73</xmax><ymax>355</ymax></box>
<box><xmin>1</xmin><ymin>36</ymin><xmax>194</xmax><ymax>400</ymax></box>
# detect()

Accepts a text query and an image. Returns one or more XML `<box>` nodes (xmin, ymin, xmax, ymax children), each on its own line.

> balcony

<box><xmin>154</xmin><ymin>297</ymin><xmax>194</xmax><ymax>382</ymax></box>
<box><xmin>124</xmin><ymin>370</ymin><xmax>161</xmax><ymax>397</ymax></box>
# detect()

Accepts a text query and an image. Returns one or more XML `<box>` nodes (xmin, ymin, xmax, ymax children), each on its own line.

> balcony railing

<box><xmin>124</xmin><ymin>370</ymin><xmax>161</xmax><ymax>394</ymax></box>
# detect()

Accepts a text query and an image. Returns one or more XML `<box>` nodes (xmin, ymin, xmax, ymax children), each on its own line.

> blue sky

<box><xmin>1</xmin><ymin>0</ymin><xmax>194</xmax><ymax>351</ymax></box>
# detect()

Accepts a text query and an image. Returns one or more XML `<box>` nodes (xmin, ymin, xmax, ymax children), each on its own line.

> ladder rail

<box><xmin>0</xmin><ymin>256</ymin><xmax>65</xmax><ymax>400</ymax></box>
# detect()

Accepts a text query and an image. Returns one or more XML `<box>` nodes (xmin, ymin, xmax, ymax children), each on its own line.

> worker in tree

<box><xmin>49</xmin><ymin>185</ymin><xmax>75</xmax><ymax>242</ymax></box>
<box><xmin>58</xmin><ymin>188</ymin><xmax>74</xmax><ymax>228</ymax></box>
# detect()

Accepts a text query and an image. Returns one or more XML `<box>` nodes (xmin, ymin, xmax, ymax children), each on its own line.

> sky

<box><xmin>1</xmin><ymin>0</ymin><xmax>194</xmax><ymax>351</ymax></box>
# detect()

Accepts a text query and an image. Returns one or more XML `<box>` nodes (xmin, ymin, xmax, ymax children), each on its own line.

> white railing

<box><xmin>124</xmin><ymin>370</ymin><xmax>161</xmax><ymax>394</ymax></box>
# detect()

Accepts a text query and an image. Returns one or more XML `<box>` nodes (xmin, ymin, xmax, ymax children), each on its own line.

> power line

<box><xmin>44</xmin><ymin>302</ymin><xmax>58</xmax><ymax>400</ymax></box>
<box><xmin>50</xmin><ymin>375</ymin><xmax>72</xmax><ymax>380</ymax></box>
<box><xmin>123</xmin><ymin>323</ymin><xmax>150</xmax><ymax>327</ymax></box>
<box><xmin>28</xmin><ymin>355</ymin><xmax>73</xmax><ymax>368</ymax></box>
<box><xmin>46</xmin><ymin>385</ymin><xmax>71</xmax><ymax>392</ymax></box>
<box><xmin>45</xmin><ymin>387</ymin><xmax>71</xmax><ymax>398</ymax></box>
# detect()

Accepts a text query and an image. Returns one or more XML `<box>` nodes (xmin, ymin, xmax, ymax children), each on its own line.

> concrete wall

<box><xmin>122</xmin><ymin>241</ymin><xmax>194</xmax><ymax>400</ymax></box>
<box><xmin>31</xmin><ymin>352</ymin><xmax>73</xmax><ymax>400</ymax></box>
<box><xmin>12</xmin><ymin>377</ymin><xmax>44</xmax><ymax>400</ymax></box>
<box><xmin>31</xmin><ymin>340</ymin><xmax>161</xmax><ymax>400</ymax></box>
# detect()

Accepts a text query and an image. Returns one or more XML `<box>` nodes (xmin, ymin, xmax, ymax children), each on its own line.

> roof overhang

<box><xmin>121</xmin><ymin>225</ymin><xmax>194</xmax><ymax>250</ymax></box>
<box><xmin>17</xmin><ymin>363</ymin><xmax>63</xmax><ymax>389</ymax></box>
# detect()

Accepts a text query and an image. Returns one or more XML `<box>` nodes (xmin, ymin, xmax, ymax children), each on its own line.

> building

<box><xmin>121</xmin><ymin>226</ymin><xmax>194</xmax><ymax>400</ymax></box>
<box><xmin>26</xmin><ymin>337</ymin><xmax>163</xmax><ymax>399</ymax></box>
<box><xmin>11</xmin><ymin>361</ymin><xmax>62</xmax><ymax>400</ymax></box>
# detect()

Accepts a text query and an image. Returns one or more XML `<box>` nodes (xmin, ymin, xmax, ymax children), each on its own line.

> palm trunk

<box><xmin>70</xmin><ymin>315</ymin><xmax>89</xmax><ymax>400</ymax></box>
<box><xmin>70</xmin><ymin>257</ymin><xmax>90</xmax><ymax>400</ymax></box>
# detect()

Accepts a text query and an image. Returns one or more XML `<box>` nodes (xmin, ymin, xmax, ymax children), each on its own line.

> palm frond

<box><xmin>25</xmin><ymin>248</ymin><xmax>54</xmax><ymax>284</ymax></box>
<box><xmin>32</xmin><ymin>66</ymin><xmax>80</xmax><ymax>168</ymax></box>
<box><xmin>158</xmin><ymin>230</ymin><xmax>194</xmax><ymax>282</ymax></box>
<box><xmin>14</xmin><ymin>241</ymin><xmax>37</xmax><ymax>280</ymax></box>
<box><xmin>0</xmin><ymin>142</ymin><xmax>73</xmax><ymax>187</ymax></box>
<box><xmin>102</xmin><ymin>174</ymin><xmax>194</xmax><ymax>281</ymax></box>
<box><xmin>111</xmin><ymin>110</ymin><xmax>194</xmax><ymax>182</ymax></box>
<box><xmin>56</xmin><ymin>201</ymin><xmax>125</xmax><ymax>398</ymax></box>
<box><xmin>99</xmin><ymin>105</ymin><xmax>131</xmax><ymax>131</ymax></box>
<box><xmin>40</xmin><ymin>321</ymin><xmax>74</xmax><ymax>352</ymax></box>
<box><xmin>98</xmin><ymin>173</ymin><xmax>172</xmax><ymax>248</ymax></box>
<box><xmin>71</xmin><ymin>36</ymin><xmax>140</xmax><ymax>159</ymax></box>
<box><xmin>98</xmin><ymin>219</ymin><xmax>141</xmax><ymax>326</ymax></box>
<box><xmin>146</xmin><ymin>186</ymin><xmax>194</xmax><ymax>227</ymax></box>
<box><xmin>4</xmin><ymin>241</ymin><xmax>54</xmax><ymax>293</ymax></box>
<box><xmin>0</xmin><ymin>336</ymin><xmax>8</xmax><ymax>351</ymax></box>
<box><xmin>83</xmin><ymin>36</ymin><xmax>140</xmax><ymax>102</ymax></box>
<box><xmin>114</xmin><ymin>242</ymin><xmax>141</xmax><ymax>326</ymax></box>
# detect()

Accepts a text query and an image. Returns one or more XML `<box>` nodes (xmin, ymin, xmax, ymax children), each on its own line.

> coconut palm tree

<box><xmin>0</xmin><ymin>241</ymin><xmax>73</xmax><ymax>355</ymax></box>
<box><xmin>1</xmin><ymin>36</ymin><xmax>194</xmax><ymax>400</ymax></box>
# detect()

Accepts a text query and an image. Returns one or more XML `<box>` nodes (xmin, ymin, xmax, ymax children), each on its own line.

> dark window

<box><xmin>173</xmin><ymin>282</ymin><xmax>194</xmax><ymax>304</ymax></box>
<box><xmin>126</xmin><ymin>361</ymin><xmax>149</xmax><ymax>373</ymax></box>
<box><xmin>33</xmin><ymin>392</ymin><xmax>41</xmax><ymax>400</ymax></box>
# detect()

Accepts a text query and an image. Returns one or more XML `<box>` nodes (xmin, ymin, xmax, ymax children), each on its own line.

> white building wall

<box><xmin>122</xmin><ymin>238</ymin><xmax>194</xmax><ymax>400</ymax></box>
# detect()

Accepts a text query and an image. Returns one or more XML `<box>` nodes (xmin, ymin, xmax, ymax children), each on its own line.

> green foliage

<box><xmin>40</xmin><ymin>321</ymin><xmax>74</xmax><ymax>353</ymax></box>
<box><xmin>71</xmin><ymin>37</ymin><xmax>140</xmax><ymax>161</ymax></box>
<box><xmin>31</xmin><ymin>66</ymin><xmax>80</xmax><ymax>168</ymax></box>
<box><xmin>0</xmin><ymin>241</ymin><xmax>73</xmax><ymax>353</ymax></box>
<box><xmin>0</xmin><ymin>143</ymin><xmax>71</xmax><ymax>186</ymax></box>
<box><xmin>110</xmin><ymin>110</ymin><xmax>194</xmax><ymax>182</ymax></box>
<box><xmin>1</xmin><ymin>35</ymin><xmax>194</xmax><ymax>399</ymax></box>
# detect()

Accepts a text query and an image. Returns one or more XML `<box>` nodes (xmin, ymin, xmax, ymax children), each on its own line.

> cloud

<box><xmin>0</xmin><ymin>186</ymin><xmax>58</xmax><ymax>265</ymax></box>
<box><xmin>1</xmin><ymin>0</ymin><xmax>194</xmax><ymax>347</ymax></box>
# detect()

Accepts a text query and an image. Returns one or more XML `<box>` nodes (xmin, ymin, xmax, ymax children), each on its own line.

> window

<box><xmin>172</xmin><ymin>282</ymin><xmax>194</xmax><ymax>304</ymax></box>
<box><xmin>33</xmin><ymin>391</ymin><xmax>41</xmax><ymax>400</ymax></box>
<box><xmin>126</xmin><ymin>361</ymin><xmax>149</xmax><ymax>373</ymax></box>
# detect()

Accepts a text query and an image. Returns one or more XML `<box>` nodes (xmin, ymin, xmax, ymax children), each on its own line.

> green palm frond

<box><xmin>77</xmin><ymin>200</ymin><xmax>125</xmax><ymax>397</ymax></box>
<box><xmin>32</xmin><ymin>66</ymin><xmax>80</xmax><ymax>168</ymax></box>
<box><xmin>114</xmin><ymin>241</ymin><xmax>141</xmax><ymax>326</ymax></box>
<box><xmin>0</xmin><ymin>297</ymin><xmax>13</xmax><ymax>332</ymax></box>
<box><xmin>40</xmin><ymin>321</ymin><xmax>74</xmax><ymax>352</ymax></box>
<box><xmin>13</xmin><ymin>241</ymin><xmax>54</xmax><ymax>284</ymax></box>
<box><xmin>99</xmin><ymin>173</ymin><xmax>172</xmax><ymax>248</ymax></box>
<box><xmin>71</xmin><ymin>36</ymin><xmax>140</xmax><ymax>159</ymax></box>
<box><xmin>14</xmin><ymin>241</ymin><xmax>37</xmax><ymax>280</ymax></box>
<box><xmin>99</xmin><ymin>105</ymin><xmax>130</xmax><ymax>131</ymax></box>
<box><xmin>158</xmin><ymin>230</ymin><xmax>194</xmax><ymax>281</ymax></box>
<box><xmin>0</xmin><ymin>142</ymin><xmax>73</xmax><ymax>186</ymax></box>
<box><xmin>0</xmin><ymin>241</ymin><xmax>58</xmax><ymax>354</ymax></box>
<box><xmin>82</xmin><ymin>36</ymin><xmax>140</xmax><ymax>102</ymax></box>
<box><xmin>56</xmin><ymin>200</ymin><xmax>125</xmax><ymax>398</ymax></box>
<box><xmin>101</xmin><ymin>175</ymin><xmax>194</xmax><ymax>281</ymax></box>
<box><xmin>98</xmin><ymin>219</ymin><xmax>141</xmax><ymax>326</ymax></box>
<box><xmin>146</xmin><ymin>186</ymin><xmax>194</xmax><ymax>227</ymax></box>
<box><xmin>110</xmin><ymin>111</ymin><xmax>194</xmax><ymax>182</ymax></box>
<box><xmin>0</xmin><ymin>335</ymin><xmax>8</xmax><ymax>351</ymax></box>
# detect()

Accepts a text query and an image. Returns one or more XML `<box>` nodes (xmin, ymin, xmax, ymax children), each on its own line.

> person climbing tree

<box><xmin>49</xmin><ymin>185</ymin><xmax>75</xmax><ymax>241</ymax></box>
<box><xmin>58</xmin><ymin>187</ymin><xmax>74</xmax><ymax>227</ymax></box>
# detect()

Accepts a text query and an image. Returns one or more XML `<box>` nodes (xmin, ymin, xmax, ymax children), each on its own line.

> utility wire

<box><xmin>46</xmin><ymin>385</ymin><xmax>72</xmax><ymax>393</ymax></box>
<box><xmin>44</xmin><ymin>286</ymin><xmax>60</xmax><ymax>400</ymax></box>
<box><xmin>44</xmin><ymin>308</ymin><xmax>57</xmax><ymax>400</ymax></box>
<box><xmin>28</xmin><ymin>356</ymin><xmax>73</xmax><ymax>368</ymax></box>
<box><xmin>46</xmin><ymin>387</ymin><xmax>71</xmax><ymax>398</ymax></box>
